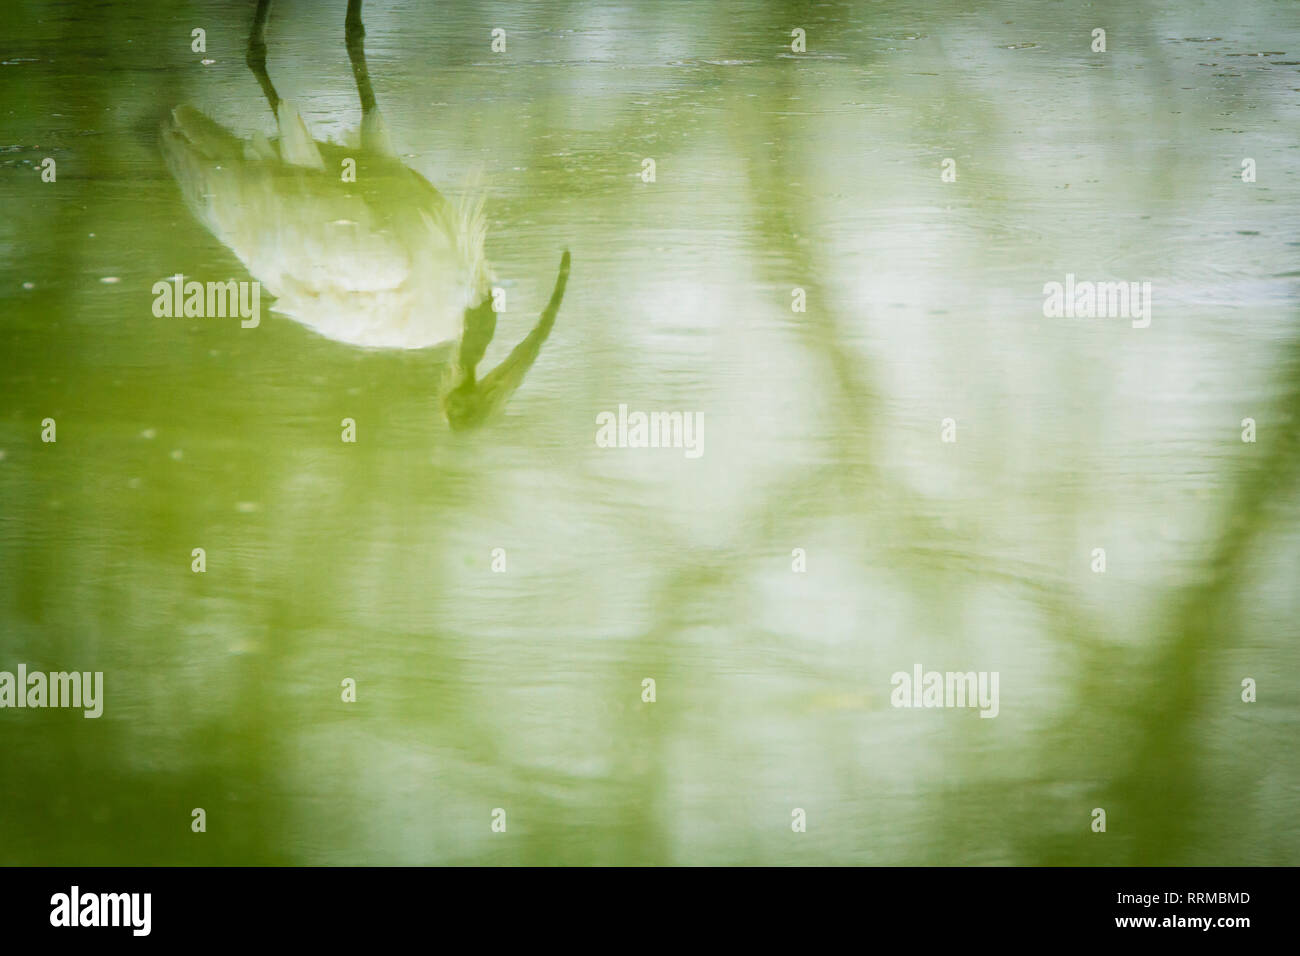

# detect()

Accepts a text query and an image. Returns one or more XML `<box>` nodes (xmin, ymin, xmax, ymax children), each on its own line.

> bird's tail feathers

<box><xmin>166</xmin><ymin>105</ymin><xmax>245</xmax><ymax>162</ymax></box>
<box><xmin>360</xmin><ymin>107</ymin><xmax>396</xmax><ymax>157</ymax></box>
<box><xmin>275</xmin><ymin>100</ymin><xmax>326</xmax><ymax>169</ymax></box>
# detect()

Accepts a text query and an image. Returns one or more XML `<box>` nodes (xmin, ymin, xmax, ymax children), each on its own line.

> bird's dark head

<box><xmin>440</xmin><ymin>373</ymin><xmax>490</xmax><ymax>430</ymax></box>
<box><xmin>439</xmin><ymin>250</ymin><xmax>571</xmax><ymax>431</ymax></box>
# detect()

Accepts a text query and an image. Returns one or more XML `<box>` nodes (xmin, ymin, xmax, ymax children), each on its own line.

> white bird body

<box><xmin>163</xmin><ymin>102</ymin><xmax>490</xmax><ymax>349</ymax></box>
<box><xmin>160</xmin><ymin>0</ymin><xmax>569</xmax><ymax>430</ymax></box>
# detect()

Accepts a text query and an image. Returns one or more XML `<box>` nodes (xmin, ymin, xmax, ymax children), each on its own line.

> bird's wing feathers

<box><xmin>163</xmin><ymin>103</ymin><xmax>487</xmax><ymax>348</ymax></box>
<box><xmin>163</xmin><ymin>105</ymin><xmax>462</xmax><ymax>297</ymax></box>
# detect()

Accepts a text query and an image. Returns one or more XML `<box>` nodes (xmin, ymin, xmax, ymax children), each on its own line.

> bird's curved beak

<box><xmin>441</xmin><ymin>250</ymin><xmax>571</xmax><ymax>430</ymax></box>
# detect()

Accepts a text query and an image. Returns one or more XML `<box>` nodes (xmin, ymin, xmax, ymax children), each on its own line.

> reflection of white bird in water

<box><xmin>162</xmin><ymin>0</ymin><xmax>569</xmax><ymax>429</ymax></box>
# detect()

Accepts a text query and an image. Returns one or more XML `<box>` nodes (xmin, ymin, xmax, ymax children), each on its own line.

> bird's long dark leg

<box><xmin>345</xmin><ymin>0</ymin><xmax>378</xmax><ymax>115</ymax></box>
<box><xmin>246</xmin><ymin>0</ymin><xmax>280</xmax><ymax>114</ymax></box>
